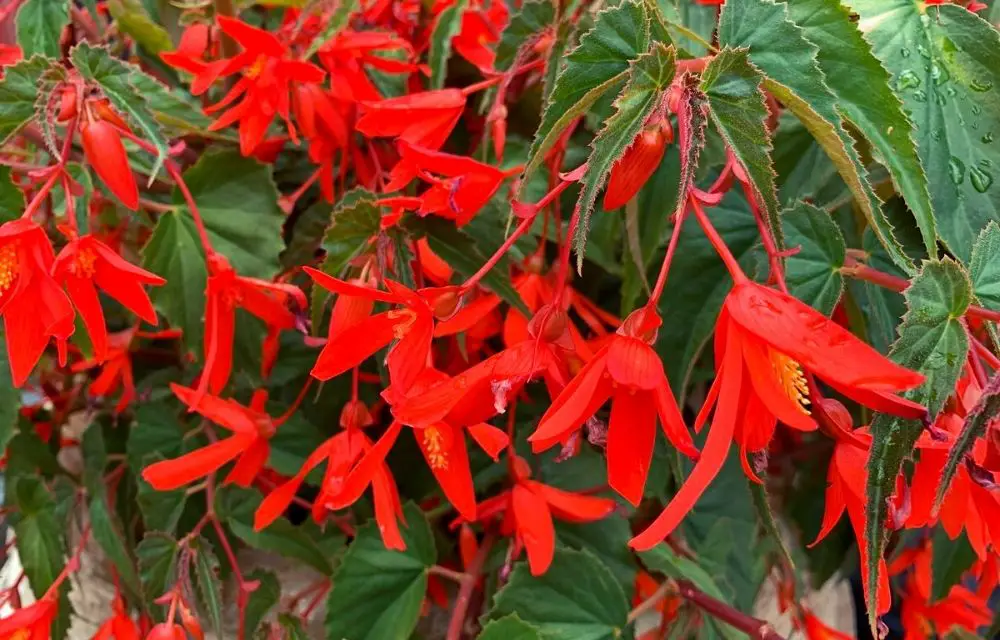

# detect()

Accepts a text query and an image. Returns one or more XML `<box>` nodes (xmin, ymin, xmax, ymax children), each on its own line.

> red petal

<box><xmin>603</xmin><ymin>128</ymin><xmax>667</xmax><ymax>211</ymax></box>
<box><xmin>528</xmin><ymin>481</ymin><xmax>616</xmax><ymax>522</ymax></box>
<box><xmin>142</xmin><ymin>435</ymin><xmax>250</xmax><ymax>490</ymax></box>
<box><xmin>512</xmin><ymin>484</ymin><xmax>555</xmax><ymax>576</ymax></box>
<box><xmin>372</xmin><ymin>464</ymin><xmax>406</xmax><ymax>550</ymax></box>
<box><xmin>529</xmin><ymin>349</ymin><xmax>613</xmax><ymax>450</ymax></box>
<box><xmin>255</xmin><ymin>438</ymin><xmax>336</xmax><ymax>530</ymax></box>
<box><xmin>81</xmin><ymin>119</ymin><xmax>138</xmax><ymax>211</ymax></box>
<box><xmin>171</xmin><ymin>383</ymin><xmax>258</xmax><ymax>434</ymax></box>
<box><xmin>654</xmin><ymin>376</ymin><xmax>698</xmax><ymax>458</ymax></box>
<box><xmin>225</xmin><ymin>437</ymin><xmax>269</xmax><ymax>487</ymax></box>
<box><xmin>202</xmin><ymin>289</ymin><xmax>235</xmax><ymax>395</ymax></box>
<box><xmin>740</xmin><ymin>334</ymin><xmax>817</xmax><ymax>431</ymax></box>
<box><xmin>823</xmin><ymin>377</ymin><xmax>927</xmax><ymax>420</ymax></box>
<box><xmin>216</xmin><ymin>16</ymin><xmax>284</xmax><ymax>56</ymax></box>
<box><xmin>387</xmin><ymin>313</ymin><xmax>433</xmax><ymax>391</ymax></box>
<box><xmin>467</xmin><ymin>423</ymin><xmax>508</xmax><ymax>461</ymax></box>
<box><xmin>327</xmin><ymin>421</ymin><xmax>403</xmax><ymax>509</ymax></box>
<box><xmin>310</xmin><ymin>311</ymin><xmax>397</xmax><ymax>381</ymax></box>
<box><xmin>91</xmin><ymin>247</ymin><xmax>163</xmax><ymax>325</ymax></box>
<box><xmin>304</xmin><ymin>267</ymin><xmax>400</xmax><ymax>304</ymax></box>
<box><xmin>629</xmin><ymin>327</ymin><xmax>743</xmax><ymax>551</ymax></box>
<box><xmin>606</xmin><ymin>335</ymin><xmax>665</xmax><ymax>390</ymax></box>
<box><xmin>416</xmin><ymin>423</ymin><xmax>477</xmax><ymax>521</ymax></box>
<box><xmin>64</xmin><ymin>276</ymin><xmax>108</xmax><ymax>362</ymax></box>
<box><xmin>607</xmin><ymin>388</ymin><xmax>657</xmax><ymax>506</ymax></box>
<box><xmin>434</xmin><ymin>294</ymin><xmax>502</xmax><ymax>337</ymax></box>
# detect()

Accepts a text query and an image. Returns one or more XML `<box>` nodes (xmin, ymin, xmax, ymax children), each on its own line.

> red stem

<box><xmin>689</xmin><ymin>195</ymin><xmax>748</xmax><ymax>283</ymax></box>
<box><xmin>745</xmin><ymin>184</ymin><xmax>788</xmax><ymax>293</ymax></box>
<box><xmin>647</xmin><ymin>207</ymin><xmax>686</xmax><ymax>308</ymax></box>
<box><xmin>460</xmin><ymin>214</ymin><xmax>534</xmax><ymax>293</ymax></box>
<box><xmin>445</xmin><ymin>534</ymin><xmax>495</xmax><ymax>640</ymax></box>
<box><xmin>675</xmin><ymin>580</ymin><xmax>786</xmax><ymax>640</ymax></box>
<box><xmin>21</xmin><ymin>116</ymin><xmax>79</xmax><ymax>222</ymax></box>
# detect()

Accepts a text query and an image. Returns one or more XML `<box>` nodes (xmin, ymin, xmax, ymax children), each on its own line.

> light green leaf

<box><xmin>846</xmin><ymin>1</ymin><xmax>1000</xmax><ymax>261</ymax></box>
<box><xmin>523</xmin><ymin>0</ymin><xmax>653</xmax><ymax>186</ymax></box>
<box><xmin>0</xmin><ymin>56</ymin><xmax>55</xmax><ymax>145</ymax></box>
<box><xmin>16</xmin><ymin>0</ymin><xmax>68</xmax><ymax>59</ymax></box>
<box><xmin>324</xmin><ymin>503</ymin><xmax>436</xmax><ymax>640</ymax></box>
<box><xmin>719</xmin><ymin>0</ymin><xmax>914</xmax><ymax>273</ymax></box>
<box><xmin>89</xmin><ymin>493</ymin><xmax>142</xmax><ymax>602</ymax></box>
<box><xmin>700</xmin><ymin>47</ymin><xmax>780</xmax><ymax>242</ymax></box>
<box><xmin>495</xmin><ymin>0</ymin><xmax>556</xmax><ymax>72</ymax></box>
<box><xmin>70</xmin><ymin>43</ymin><xmax>170</xmax><ymax>180</ymax></box>
<box><xmin>428</xmin><ymin>0</ymin><xmax>468</xmax><ymax>89</ymax></box>
<box><xmin>782</xmin><ymin>0</ymin><xmax>935</xmax><ymax>261</ymax></box>
<box><xmin>574</xmin><ymin>42</ymin><xmax>675</xmax><ymax>267</ymax></box>
<box><xmin>479</xmin><ymin>615</ymin><xmax>542</xmax><ymax>640</ymax></box>
<box><xmin>130</xmin><ymin>70</ymin><xmax>212</xmax><ymax>133</ymax></box>
<box><xmin>489</xmin><ymin>548</ymin><xmax>628</xmax><ymax>640</ymax></box>
<box><xmin>969</xmin><ymin>220</ymin><xmax>1000</xmax><ymax>309</ymax></box>
<box><xmin>865</xmin><ymin>259</ymin><xmax>972</xmax><ymax>630</ymax></box>
<box><xmin>782</xmin><ymin>201</ymin><xmax>846</xmax><ymax>315</ymax></box>
<box><xmin>107</xmin><ymin>0</ymin><xmax>173</xmax><ymax>54</ymax></box>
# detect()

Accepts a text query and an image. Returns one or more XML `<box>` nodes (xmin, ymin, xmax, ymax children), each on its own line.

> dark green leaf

<box><xmin>865</xmin><ymin>259</ymin><xmax>972</xmax><ymax>629</ymax></box>
<box><xmin>0</xmin><ymin>56</ymin><xmax>54</xmax><ymax>145</ymax></box>
<box><xmin>937</xmin><ymin>371</ymin><xmax>1000</xmax><ymax>510</ymax></box>
<box><xmin>848</xmin><ymin>1</ymin><xmax>1000</xmax><ymax>262</ymax></box>
<box><xmin>523</xmin><ymin>0</ymin><xmax>653</xmax><ymax>184</ymax></box>
<box><xmin>89</xmin><ymin>493</ymin><xmax>142</xmax><ymax>601</ymax></box>
<box><xmin>127</xmin><ymin>403</ymin><xmax>186</xmax><ymax>472</ymax></box>
<box><xmin>193</xmin><ymin>537</ymin><xmax>224</xmax><ymax>639</ymax></box>
<box><xmin>282</xmin><ymin>202</ymin><xmax>331</xmax><ymax>269</ymax></box>
<box><xmin>70</xmin><ymin>43</ymin><xmax>170</xmax><ymax>179</ymax></box>
<box><xmin>555</xmin><ymin>517</ymin><xmax>636</xmax><ymax>595</ymax></box>
<box><xmin>931</xmin><ymin>527</ymin><xmax>977</xmax><ymax>602</ymax></box>
<box><xmin>245</xmin><ymin>569</ymin><xmax>281</xmax><ymax>637</ymax></box>
<box><xmin>228</xmin><ymin>514</ymin><xmax>335</xmax><ymax>576</ymax></box>
<box><xmin>970</xmin><ymin>220</ymin><xmax>1000</xmax><ymax>309</ymax></box>
<box><xmin>495</xmin><ymin>0</ymin><xmax>555</xmax><ymax>73</ymax></box>
<box><xmin>0</xmin><ymin>335</ymin><xmax>21</xmax><ymax>453</ymax></box>
<box><xmin>489</xmin><ymin>548</ymin><xmax>628</xmax><ymax>640</ymax></box>
<box><xmin>479</xmin><ymin>614</ymin><xmax>543</xmax><ymax>640</ymax></box>
<box><xmin>575</xmin><ymin>42</ymin><xmax>675</xmax><ymax>267</ymax></box>
<box><xmin>137</xmin><ymin>479</ymin><xmax>188</xmax><ymax>534</ymax></box>
<box><xmin>428</xmin><ymin>0</ymin><xmax>467</xmax><ymax>89</ymax></box>
<box><xmin>719</xmin><ymin>0</ymin><xmax>914</xmax><ymax>273</ymax></box>
<box><xmin>137</xmin><ymin>533</ymin><xmax>179</xmax><ymax>602</ymax></box>
<box><xmin>16</xmin><ymin>0</ymin><xmax>68</xmax><ymax>59</ymax></box>
<box><xmin>324</xmin><ymin>503</ymin><xmax>436</xmax><ymax>640</ymax></box>
<box><xmin>267</xmin><ymin>413</ymin><xmax>327</xmax><ymax>478</ymax></box>
<box><xmin>107</xmin><ymin>0</ymin><xmax>173</xmax><ymax>54</ymax></box>
<box><xmin>781</xmin><ymin>201</ymin><xmax>846</xmax><ymax>315</ymax></box>
<box><xmin>130</xmin><ymin>70</ymin><xmax>212</xmax><ymax>133</ymax></box>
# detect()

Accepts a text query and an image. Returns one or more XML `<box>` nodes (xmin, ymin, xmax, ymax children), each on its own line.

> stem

<box><xmin>675</xmin><ymin>580</ymin><xmax>786</xmax><ymax>640</ymax></box>
<box><xmin>627</xmin><ymin>581</ymin><xmax>673</xmax><ymax>624</ymax></box>
<box><xmin>429</xmin><ymin>566</ymin><xmax>468</xmax><ymax>583</ymax></box>
<box><xmin>553</xmin><ymin>204</ymin><xmax>582</xmax><ymax>296</ymax></box>
<box><xmin>460</xmin><ymin>214</ymin><xmax>534</xmax><ymax>293</ymax></box>
<box><xmin>21</xmin><ymin>116</ymin><xmax>79</xmax><ymax>222</ymax></box>
<box><xmin>460</xmin><ymin>59</ymin><xmax>545</xmax><ymax>96</ymax></box>
<box><xmin>445</xmin><ymin>533</ymin><xmax>495</xmax><ymax>640</ymax></box>
<box><xmin>167</xmin><ymin>162</ymin><xmax>214</xmax><ymax>255</ymax></box>
<box><xmin>690</xmin><ymin>195</ymin><xmax>748</xmax><ymax>283</ymax></box>
<box><xmin>746</xmin><ymin>186</ymin><xmax>788</xmax><ymax>293</ymax></box>
<box><xmin>972</xmin><ymin>336</ymin><xmax>1000</xmax><ymax>370</ymax></box>
<box><xmin>647</xmin><ymin>207</ymin><xmax>686</xmax><ymax>307</ymax></box>
<box><xmin>214</xmin><ymin>0</ymin><xmax>240</xmax><ymax>58</ymax></box>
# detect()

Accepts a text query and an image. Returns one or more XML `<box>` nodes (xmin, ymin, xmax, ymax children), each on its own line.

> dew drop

<box><xmin>970</xmin><ymin>165</ymin><xmax>993</xmax><ymax>192</ymax></box>
<box><xmin>900</xmin><ymin>47</ymin><xmax>911</xmax><ymax>58</ymax></box>
<box><xmin>897</xmin><ymin>69</ymin><xmax>921</xmax><ymax>90</ymax></box>
<box><xmin>982</xmin><ymin>132</ymin><xmax>994</xmax><ymax>144</ymax></box>
<box><xmin>930</xmin><ymin>63</ymin><xmax>950</xmax><ymax>86</ymax></box>
<box><xmin>948</xmin><ymin>157</ymin><xmax>966</xmax><ymax>185</ymax></box>
<box><xmin>972</xmin><ymin>104</ymin><xmax>983</xmax><ymax>116</ymax></box>
<box><xmin>912</xmin><ymin>89</ymin><xmax>927</xmax><ymax>103</ymax></box>
<box><xmin>970</xmin><ymin>78</ymin><xmax>993</xmax><ymax>92</ymax></box>
<box><xmin>945</xmin><ymin>86</ymin><xmax>957</xmax><ymax>97</ymax></box>
<box><xmin>917</xmin><ymin>44</ymin><xmax>931</xmax><ymax>59</ymax></box>
<box><xmin>931</xmin><ymin>129</ymin><xmax>944</xmax><ymax>141</ymax></box>
<box><xmin>935</xmin><ymin>92</ymin><xmax>947</xmax><ymax>106</ymax></box>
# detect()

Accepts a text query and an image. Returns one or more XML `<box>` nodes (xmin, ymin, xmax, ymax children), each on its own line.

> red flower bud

<box><xmin>55</xmin><ymin>86</ymin><xmax>77</xmax><ymax>122</ymax></box>
<box><xmin>145</xmin><ymin>623</ymin><xmax>186</xmax><ymax>640</ymax></box>
<box><xmin>80</xmin><ymin>117</ymin><xmax>139</xmax><ymax>211</ymax></box>
<box><xmin>603</xmin><ymin>124</ymin><xmax>669</xmax><ymax>211</ymax></box>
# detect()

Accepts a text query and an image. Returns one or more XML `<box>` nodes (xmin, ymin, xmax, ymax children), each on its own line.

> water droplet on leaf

<box><xmin>970</xmin><ymin>78</ymin><xmax>993</xmax><ymax>92</ymax></box>
<box><xmin>900</xmin><ymin>47</ymin><xmax>911</xmax><ymax>57</ymax></box>
<box><xmin>897</xmin><ymin>69</ymin><xmax>921</xmax><ymax>90</ymax></box>
<box><xmin>948</xmin><ymin>157</ymin><xmax>966</xmax><ymax>184</ymax></box>
<box><xmin>970</xmin><ymin>166</ymin><xmax>993</xmax><ymax>192</ymax></box>
<box><xmin>913</xmin><ymin>89</ymin><xmax>927</xmax><ymax>102</ymax></box>
<box><xmin>982</xmin><ymin>132</ymin><xmax>994</xmax><ymax>144</ymax></box>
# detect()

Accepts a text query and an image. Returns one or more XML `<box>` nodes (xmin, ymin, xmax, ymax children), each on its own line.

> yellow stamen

<box><xmin>770</xmin><ymin>350</ymin><xmax>811</xmax><ymax>414</ymax></box>
<box><xmin>0</xmin><ymin>243</ymin><xmax>19</xmax><ymax>294</ymax></box>
<box><xmin>11</xmin><ymin>629</ymin><xmax>31</xmax><ymax>640</ymax></box>
<box><xmin>73</xmin><ymin>247</ymin><xmax>98</xmax><ymax>278</ymax></box>
<box><xmin>423</xmin><ymin>425</ymin><xmax>449</xmax><ymax>470</ymax></box>
<box><xmin>388</xmin><ymin>308</ymin><xmax>417</xmax><ymax>339</ymax></box>
<box><xmin>246</xmin><ymin>55</ymin><xmax>268</xmax><ymax>79</ymax></box>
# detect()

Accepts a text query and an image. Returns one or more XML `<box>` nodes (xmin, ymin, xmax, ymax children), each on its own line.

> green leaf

<box><xmin>719</xmin><ymin>0</ymin><xmax>914</xmax><ymax>274</ymax></box>
<box><xmin>781</xmin><ymin>0</ymin><xmax>936</xmax><ymax>261</ymax></box>
<box><xmin>428</xmin><ymin>0</ymin><xmax>467</xmax><ymax>89</ymax></box>
<box><xmin>137</xmin><ymin>479</ymin><xmax>188</xmax><ymax>534</ymax></box>
<box><xmin>174</xmin><ymin>150</ymin><xmax>284</xmax><ymax>278</ymax></box>
<box><xmin>141</xmin><ymin>211</ymin><xmax>207</xmax><ymax>354</ymax></box>
<box><xmin>16</xmin><ymin>0</ymin><xmax>68</xmax><ymax>59</ymax></box>
<box><xmin>245</xmin><ymin>569</ymin><xmax>281</xmax><ymax>637</ymax></box>
<box><xmin>781</xmin><ymin>201</ymin><xmax>846</xmax><ymax>315</ymax></box>
<box><xmin>489</xmin><ymin>548</ymin><xmax>629</xmax><ymax>640</ymax></box>
<box><xmin>0</xmin><ymin>56</ymin><xmax>55</xmax><ymax>145</ymax></box>
<box><xmin>130</xmin><ymin>70</ymin><xmax>212</xmax><ymax>133</ymax></box>
<box><xmin>282</xmin><ymin>201</ymin><xmax>331</xmax><ymax>269</ymax></box>
<box><xmin>0</xmin><ymin>335</ymin><xmax>21</xmax><ymax>453</ymax></box>
<box><xmin>523</xmin><ymin>0</ymin><xmax>653</xmax><ymax>185</ymax></box>
<box><xmin>700</xmin><ymin>48</ymin><xmax>781</xmax><ymax>245</ymax></box>
<box><xmin>931</xmin><ymin>527</ymin><xmax>977</xmax><ymax>602</ymax></box>
<box><xmin>310</xmin><ymin>189</ymin><xmax>382</xmax><ymax>330</ymax></box>
<box><xmin>324</xmin><ymin>503</ymin><xmax>436</xmax><ymax>640</ymax></box>
<box><xmin>70</xmin><ymin>43</ymin><xmax>170</xmax><ymax>180</ymax></box>
<box><xmin>970</xmin><ymin>220</ymin><xmax>1000</xmax><ymax>309</ymax></box>
<box><xmin>228</xmin><ymin>513</ymin><xmax>335</xmax><ymax>576</ymax></box>
<box><xmin>137</xmin><ymin>533</ymin><xmax>179</xmax><ymax>602</ymax></box>
<box><xmin>90</xmin><ymin>493</ymin><xmax>143</xmax><ymax>601</ymax></box>
<box><xmin>574</xmin><ymin>42</ymin><xmax>675</xmax><ymax>267</ymax></box>
<box><xmin>107</xmin><ymin>0</ymin><xmax>173</xmax><ymax>55</ymax></box>
<box><xmin>193</xmin><ymin>537</ymin><xmax>224</xmax><ymax>639</ymax></box>
<box><xmin>936</xmin><ymin>371</ymin><xmax>1000</xmax><ymax>510</ymax></box>
<box><xmin>495</xmin><ymin>0</ymin><xmax>556</xmax><ymax>73</ymax></box>
<box><xmin>479</xmin><ymin>615</ymin><xmax>543</xmax><ymax>640</ymax></box>
<box><xmin>555</xmin><ymin>517</ymin><xmax>637</xmax><ymax>595</ymax></box>
<box><xmin>864</xmin><ymin>259</ymin><xmax>972</xmax><ymax>629</ymax></box>
<box><xmin>304</xmin><ymin>0</ymin><xmax>359</xmax><ymax>58</ymax></box>
<box><xmin>846</xmin><ymin>1</ymin><xmax>1000</xmax><ymax>262</ymax></box>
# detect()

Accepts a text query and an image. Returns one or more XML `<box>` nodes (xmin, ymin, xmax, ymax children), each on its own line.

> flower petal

<box><xmin>529</xmin><ymin>349</ymin><xmax>613</xmax><ymax>451</ymax></box>
<box><xmin>512</xmin><ymin>483</ymin><xmax>555</xmax><ymax>576</ymax></box>
<box><xmin>607</xmin><ymin>388</ymin><xmax>657</xmax><ymax>506</ymax></box>
<box><xmin>142</xmin><ymin>435</ymin><xmax>250</xmax><ymax>491</ymax></box>
<box><xmin>255</xmin><ymin>437</ymin><xmax>337</xmax><ymax>530</ymax></box>
<box><xmin>654</xmin><ymin>375</ymin><xmax>698</xmax><ymax>458</ymax></box>
<box><xmin>64</xmin><ymin>275</ymin><xmax>108</xmax><ymax>362</ymax></box>
<box><xmin>224</xmin><ymin>437</ymin><xmax>269</xmax><ymax>487</ymax></box>
<box><xmin>416</xmin><ymin>422</ymin><xmax>477</xmax><ymax>521</ymax></box>
<box><xmin>527</xmin><ymin>480</ymin><xmax>616</xmax><ymax>522</ymax></box>
<box><xmin>467</xmin><ymin>423</ymin><xmax>509</xmax><ymax>461</ymax></box>
<box><xmin>304</xmin><ymin>266</ymin><xmax>400</xmax><ymax>303</ymax></box>
<box><xmin>372</xmin><ymin>464</ymin><xmax>406</xmax><ymax>550</ymax></box>
<box><xmin>311</xmin><ymin>311</ymin><xmax>398</xmax><ymax>381</ymax></box>
<box><xmin>171</xmin><ymin>383</ymin><xmax>258</xmax><ymax>434</ymax></box>
<box><xmin>606</xmin><ymin>335</ymin><xmax>665</xmax><ymax>390</ymax></box>
<box><xmin>740</xmin><ymin>334</ymin><xmax>817</xmax><ymax>432</ymax></box>
<box><xmin>823</xmin><ymin>377</ymin><xmax>927</xmax><ymax>420</ymax></box>
<box><xmin>327</xmin><ymin>421</ymin><xmax>403</xmax><ymax>510</ymax></box>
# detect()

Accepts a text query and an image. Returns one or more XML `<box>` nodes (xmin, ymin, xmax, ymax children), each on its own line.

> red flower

<box><xmin>164</xmin><ymin>17</ymin><xmax>325</xmax><ymax>155</ymax></box>
<box><xmin>530</xmin><ymin>308</ymin><xmax>696</xmax><ymax>506</ymax></box>
<box><xmin>356</xmin><ymin>89</ymin><xmax>466</xmax><ymax>150</ymax></box>
<box><xmin>93</xmin><ymin>595</ymin><xmax>140</xmax><ymax>640</ymax></box>
<box><xmin>382</xmin><ymin>142</ymin><xmax>514</xmax><ymax>226</ymax></box>
<box><xmin>79</xmin><ymin>105</ymin><xmax>139</xmax><ymax>211</ymax></box>
<box><xmin>200</xmin><ymin>253</ymin><xmax>306</xmax><ymax>399</ymax></box>
<box><xmin>458</xmin><ymin>456</ymin><xmax>616</xmax><ymax>575</ymax></box>
<box><xmin>142</xmin><ymin>384</ymin><xmax>276</xmax><ymax>490</ymax></box>
<box><xmin>319</xmin><ymin>31</ymin><xmax>419</xmax><ymax>103</ymax></box>
<box><xmin>798</xmin><ymin>609</ymin><xmax>852</xmax><ymax>640</ymax></box>
<box><xmin>604</xmin><ymin>119</ymin><xmax>673</xmax><ymax>210</ymax></box>
<box><xmin>0</xmin><ymin>598</ymin><xmax>57</xmax><ymax>640</ymax></box>
<box><xmin>52</xmin><ymin>235</ymin><xmax>164</xmax><ymax>362</ymax></box>
<box><xmin>305</xmin><ymin>268</ymin><xmax>457</xmax><ymax>391</ymax></box>
<box><xmin>0</xmin><ymin>219</ymin><xmax>75</xmax><ymax>386</ymax></box>
<box><xmin>72</xmin><ymin>329</ymin><xmax>136</xmax><ymax>414</ymax></box>
<box><xmin>256</xmin><ymin>402</ymin><xmax>406</xmax><ymax>549</ymax></box>
<box><xmin>0</xmin><ymin>44</ymin><xmax>23</xmax><ymax>77</ymax></box>
<box><xmin>629</xmin><ymin>279</ymin><xmax>926</xmax><ymax>552</ymax></box>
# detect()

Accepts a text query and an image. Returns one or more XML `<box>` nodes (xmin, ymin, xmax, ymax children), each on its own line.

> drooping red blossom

<box><xmin>798</xmin><ymin>609</ymin><xmax>853</xmax><ymax>640</ymax></box>
<box><xmin>530</xmin><ymin>307</ymin><xmax>697</xmax><ymax>507</ymax></box>
<box><xmin>93</xmin><ymin>594</ymin><xmax>141</xmax><ymax>640</ymax></box>
<box><xmin>0</xmin><ymin>45</ymin><xmax>23</xmax><ymax>76</ymax></box>
<box><xmin>256</xmin><ymin>402</ymin><xmax>406</xmax><ymax>550</ymax></box>
<box><xmin>604</xmin><ymin>118</ymin><xmax>673</xmax><ymax>211</ymax></box>
<box><xmin>432</xmin><ymin>0</ymin><xmax>508</xmax><ymax>71</ymax></box>
<box><xmin>72</xmin><ymin>329</ymin><xmax>137</xmax><ymax>413</ymax></box>
<box><xmin>163</xmin><ymin>17</ymin><xmax>326</xmax><ymax>155</ymax></box>
<box><xmin>629</xmin><ymin>278</ymin><xmax>926</xmax><ymax>552</ymax></box>
<box><xmin>305</xmin><ymin>267</ymin><xmax>458</xmax><ymax>391</ymax></box>
<box><xmin>355</xmin><ymin>89</ymin><xmax>466</xmax><ymax>150</ymax></box>
<box><xmin>142</xmin><ymin>384</ymin><xmax>276</xmax><ymax>491</ymax></box>
<box><xmin>52</xmin><ymin>234</ymin><xmax>164</xmax><ymax>361</ymax></box>
<box><xmin>0</xmin><ymin>598</ymin><xmax>57</xmax><ymax>640</ymax></box>
<box><xmin>456</xmin><ymin>455</ymin><xmax>616</xmax><ymax>575</ymax></box>
<box><xmin>0</xmin><ymin>219</ymin><xmax>76</xmax><ymax>386</ymax></box>
<box><xmin>200</xmin><ymin>253</ymin><xmax>306</xmax><ymax>399</ymax></box>
<box><xmin>79</xmin><ymin>104</ymin><xmax>139</xmax><ymax>211</ymax></box>
<box><xmin>144</xmin><ymin>623</ymin><xmax>186</xmax><ymax>640</ymax></box>
<box><xmin>319</xmin><ymin>31</ymin><xmax>420</xmax><ymax>103</ymax></box>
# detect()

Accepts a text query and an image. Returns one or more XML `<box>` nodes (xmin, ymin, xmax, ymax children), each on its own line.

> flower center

<box><xmin>246</xmin><ymin>55</ymin><xmax>268</xmax><ymax>79</ymax></box>
<box><xmin>388</xmin><ymin>308</ymin><xmax>417</xmax><ymax>339</ymax></box>
<box><xmin>73</xmin><ymin>247</ymin><xmax>98</xmax><ymax>278</ymax></box>
<box><xmin>10</xmin><ymin>629</ymin><xmax>30</xmax><ymax>640</ymax></box>
<box><xmin>770</xmin><ymin>350</ymin><xmax>810</xmax><ymax>414</ymax></box>
<box><xmin>422</xmin><ymin>425</ymin><xmax>449</xmax><ymax>470</ymax></box>
<box><xmin>0</xmin><ymin>243</ymin><xmax>19</xmax><ymax>294</ymax></box>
